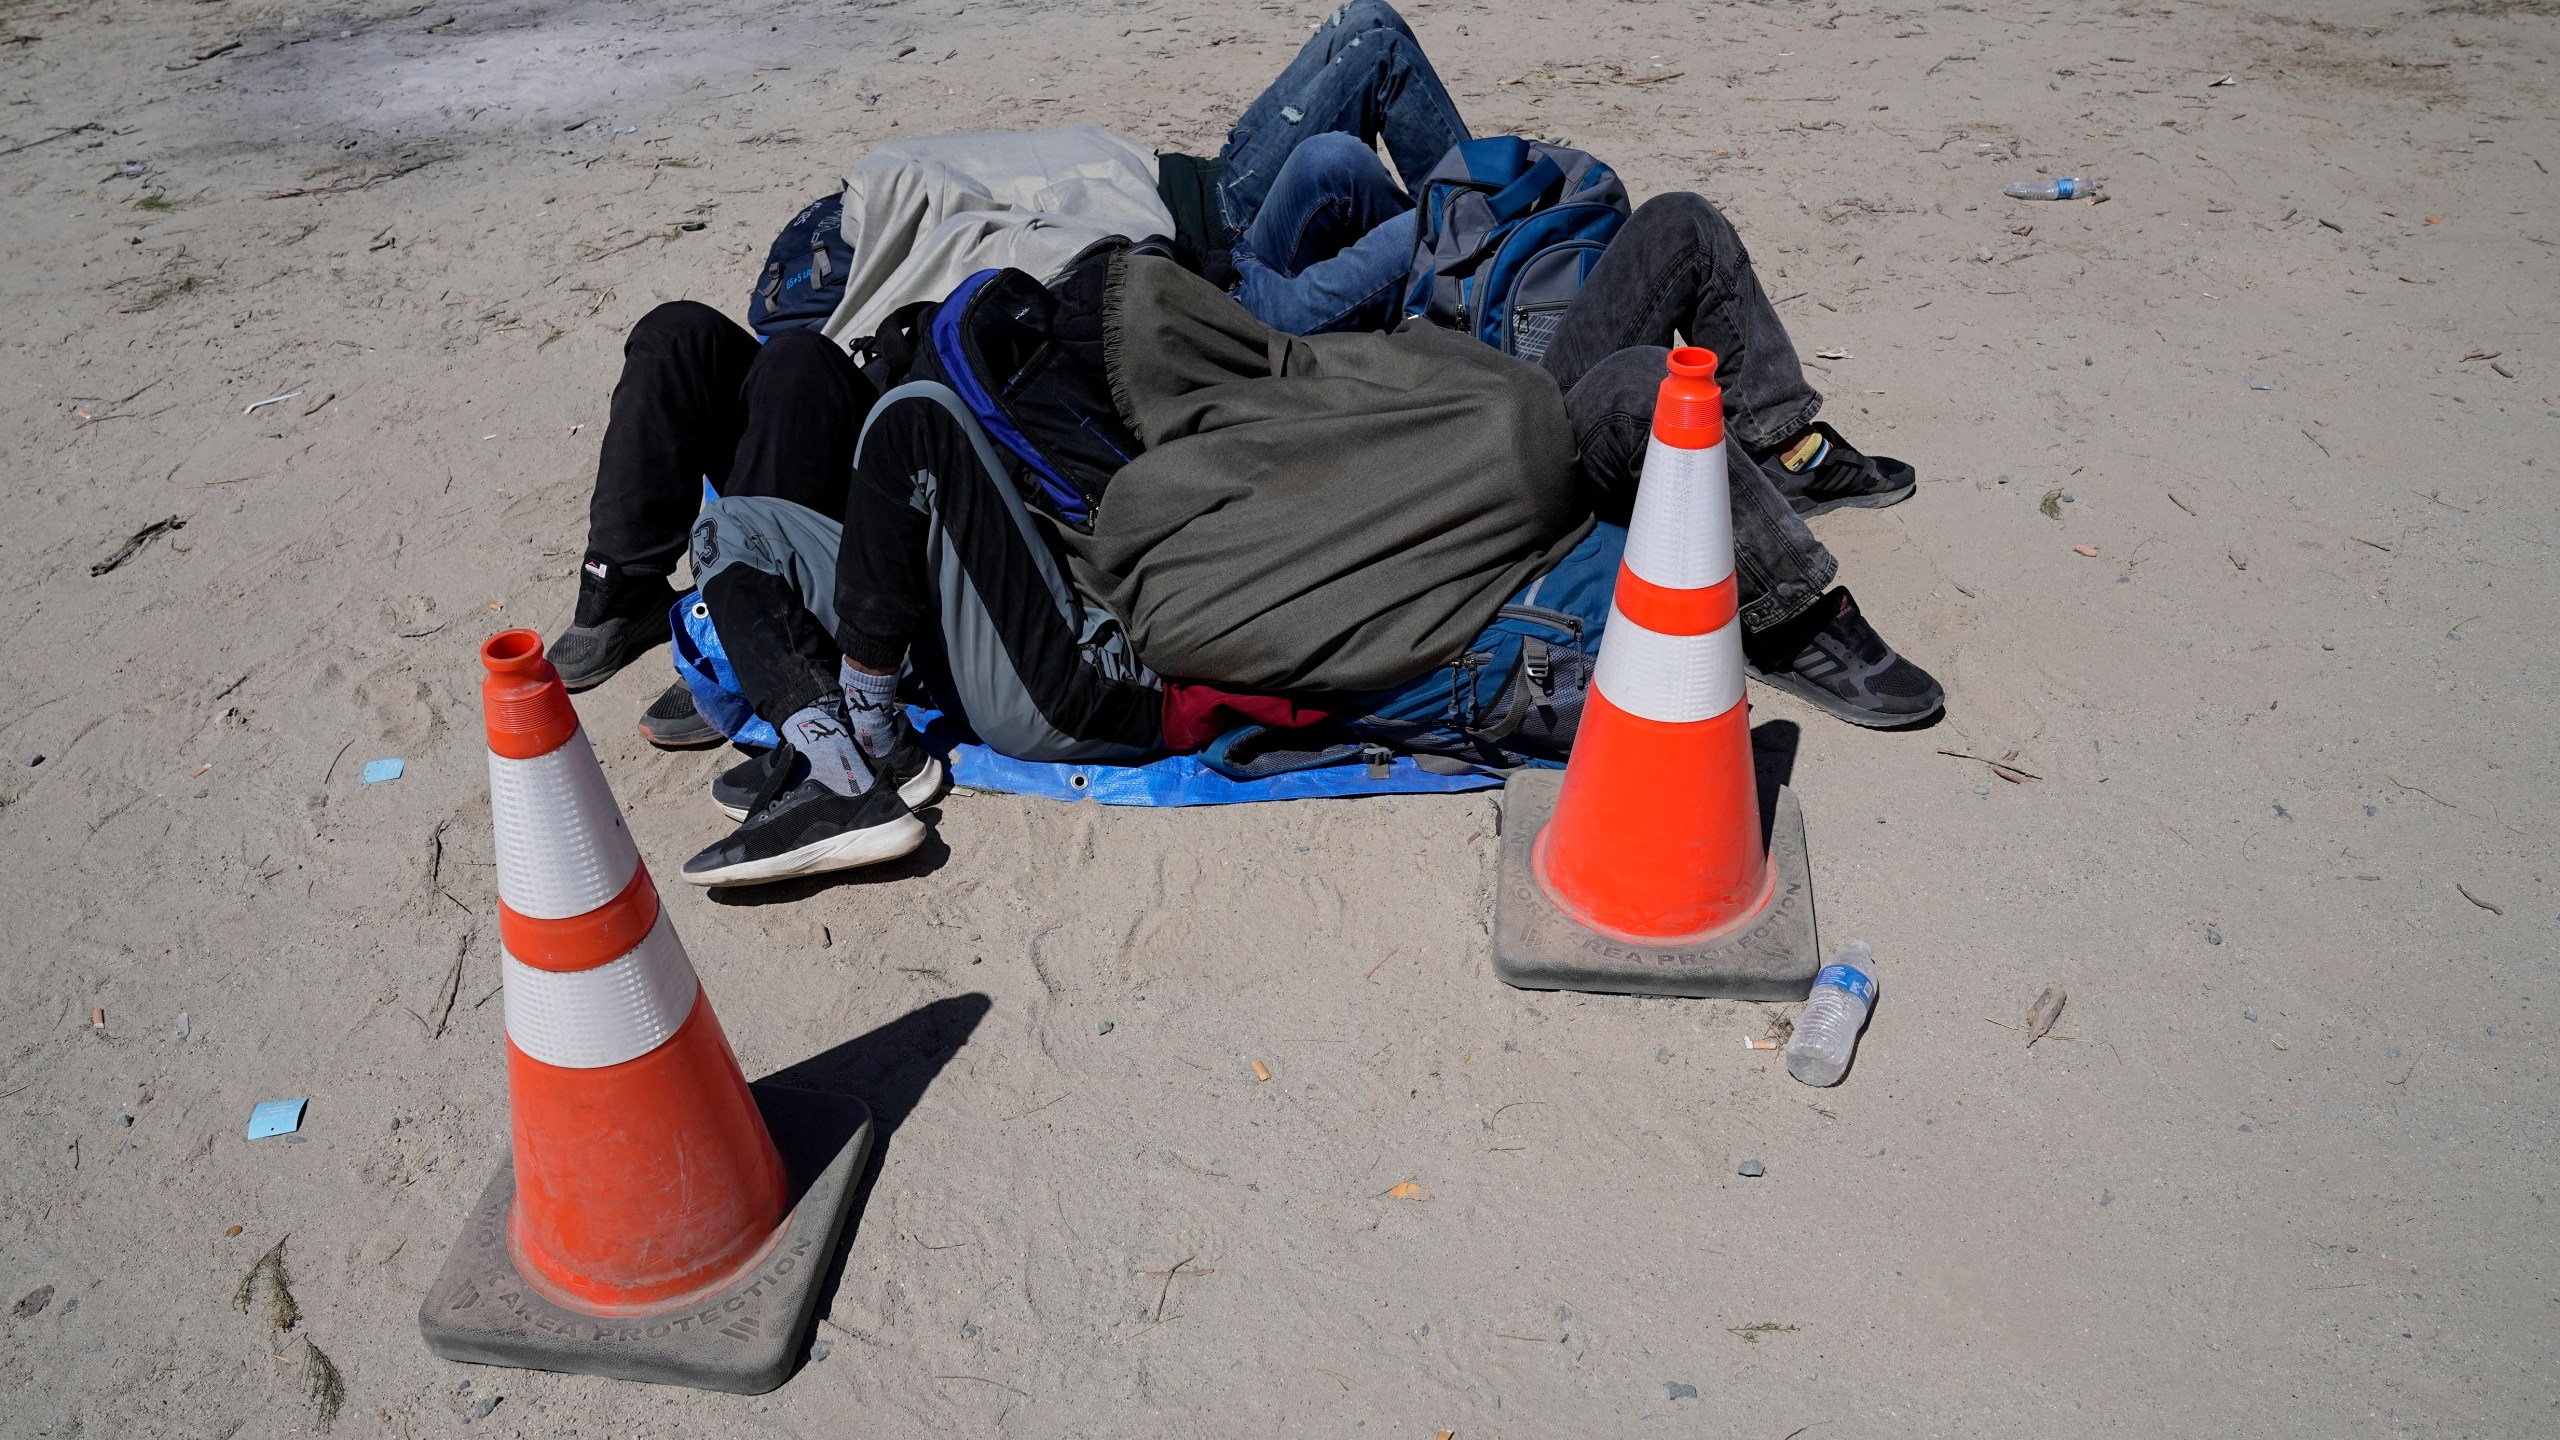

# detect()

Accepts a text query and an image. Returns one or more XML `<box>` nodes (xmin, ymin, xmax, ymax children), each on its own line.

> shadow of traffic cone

<box><xmin>1491</xmin><ymin>348</ymin><xmax>1821</xmax><ymax>998</ymax></box>
<box><xmin>420</xmin><ymin>630</ymin><xmax>875</xmax><ymax>1393</ymax></box>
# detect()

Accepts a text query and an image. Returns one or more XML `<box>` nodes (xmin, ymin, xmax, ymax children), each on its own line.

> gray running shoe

<box><xmin>1744</xmin><ymin>587</ymin><xmax>1944</xmax><ymax>728</ymax></box>
<box><xmin>546</xmin><ymin>566</ymin><xmax>676</xmax><ymax>691</ymax></box>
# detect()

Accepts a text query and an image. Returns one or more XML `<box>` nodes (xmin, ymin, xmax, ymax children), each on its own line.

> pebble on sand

<box><xmin>1096</xmin><ymin>1020</ymin><xmax>1115</xmax><ymax>1035</ymax></box>
<box><xmin>1737</xmin><ymin>1159</ymin><xmax>1767</xmax><ymax>1178</ymax></box>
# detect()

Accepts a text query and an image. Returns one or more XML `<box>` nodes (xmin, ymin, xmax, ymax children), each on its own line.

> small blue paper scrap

<box><xmin>246</xmin><ymin>1098</ymin><xmax>307</xmax><ymax>1140</ymax></box>
<box><xmin>360</xmin><ymin>758</ymin><xmax>404</xmax><ymax>784</ymax></box>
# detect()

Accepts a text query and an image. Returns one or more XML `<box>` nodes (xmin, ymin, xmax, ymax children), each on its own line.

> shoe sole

<box><xmin>1745</xmin><ymin>663</ymin><xmax>1943</xmax><ymax>730</ymax></box>
<box><xmin>714</xmin><ymin>753</ymin><xmax>946</xmax><ymax>823</ymax></box>
<box><xmin>1793</xmin><ymin>480</ymin><xmax>1916</xmax><ymax>519</ymax></box>
<box><xmin>640</xmin><ymin>716</ymin><xmax>727</xmax><ymax>750</ymax></box>
<box><xmin>679</xmin><ymin>812</ymin><xmax>929</xmax><ymax>888</ymax></box>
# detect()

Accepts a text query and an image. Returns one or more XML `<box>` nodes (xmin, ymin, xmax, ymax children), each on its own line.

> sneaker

<box><xmin>1753</xmin><ymin>422</ymin><xmax>1917</xmax><ymax>518</ymax></box>
<box><xmin>1743</xmin><ymin>587</ymin><xmax>1944</xmax><ymax>728</ymax></box>
<box><xmin>864</xmin><ymin>716</ymin><xmax>949</xmax><ymax>811</ymax></box>
<box><xmin>680</xmin><ymin>759</ymin><xmax>926</xmax><ymax>887</ymax></box>
<box><xmin>710</xmin><ymin>723</ymin><xmax>945</xmax><ymax>820</ymax></box>
<box><xmin>638</xmin><ymin>680</ymin><xmax>724</xmax><ymax>749</ymax></box>
<box><xmin>546</xmin><ymin>565</ymin><xmax>677</xmax><ymax>691</ymax></box>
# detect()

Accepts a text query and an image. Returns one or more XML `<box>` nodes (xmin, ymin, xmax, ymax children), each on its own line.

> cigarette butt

<box><xmin>1251</xmin><ymin>1059</ymin><xmax>1271</xmax><ymax>1082</ymax></box>
<box><xmin>1744</xmin><ymin>1035</ymin><xmax>1780</xmax><ymax>1051</ymax></box>
<box><xmin>191</xmin><ymin>764</ymin><xmax>211</xmax><ymax>778</ymax></box>
<box><xmin>90</xmin><ymin>1007</ymin><xmax>106</xmax><ymax>1028</ymax></box>
<box><xmin>1438</xmin><ymin>1431</ymin><xmax>1456</xmax><ymax>1440</ymax></box>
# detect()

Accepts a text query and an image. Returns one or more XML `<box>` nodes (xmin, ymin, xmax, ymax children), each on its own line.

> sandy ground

<box><xmin>2</xmin><ymin>0</ymin><xmax>2555</xmax><ymax>1434</ymax></box>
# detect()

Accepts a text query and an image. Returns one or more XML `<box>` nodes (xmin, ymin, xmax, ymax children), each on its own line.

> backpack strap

<box><xmin>1486</xmin><ymin>156</ymin><xmax>1567</xmax><ymax>224</ymax></box>
<box><xmin>855</xmin><ymin>299</ymin><xmax>940</xmax><ymax>380</ymax></box>
<box><xmin>1199</xmin><ymin>725</ymin><xmax>1375</xmax><ymax>780</ymax></box>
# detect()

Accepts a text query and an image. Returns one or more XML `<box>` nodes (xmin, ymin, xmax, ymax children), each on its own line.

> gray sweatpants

<box><xmin>688</xmin><ymin>381</ymin><xmax>1160</xmax><ymax>764</ymax></box>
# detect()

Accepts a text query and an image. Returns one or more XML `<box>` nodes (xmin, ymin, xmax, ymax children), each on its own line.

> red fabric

<box><xmin>1159</xmin><ymin>683</ymin><xmax>1333</xmax><ymax>753</ymax></box>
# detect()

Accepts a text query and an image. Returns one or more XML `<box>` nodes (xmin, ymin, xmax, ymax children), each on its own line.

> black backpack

<box><xmin>747</xmin><ymin>192</ymin><xmax>854</xmax><ymax>336</ymax></box>
<box><xmin>867</xmin><ymin>240</ymin><xmax>1151</xmax><ymax>534</ymax></box>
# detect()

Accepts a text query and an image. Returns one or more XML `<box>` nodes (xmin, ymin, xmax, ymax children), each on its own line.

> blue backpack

<box><xmin>1402</xmin><ymin>138</ymin><xmax>1629</xmax><ymax>366</ymax></box>
<box><xmin>748</xmin><ymin>192</ymin><xmax>854</xmax><ymax>336</ymax></box>
<box><xmin>910</xmin><ymin>246</ymin><xmax>1147</xmax><ymax>534</ymax></box>
<box><xmin>1202</xmin><ymin>523</ymin><xmax>1625</xmax><ymax>778</ymax></box>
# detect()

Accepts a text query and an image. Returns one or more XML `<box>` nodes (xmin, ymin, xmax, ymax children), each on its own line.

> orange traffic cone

<box><xmin>421</xmin><ymin>630</ymin><xmax>874</xmax><ymax>1393</ymax></box>
<box><xmin>1491</xmin><ymin>348</ymin><xmax>1820</xmax><ymax>998</ymax></box>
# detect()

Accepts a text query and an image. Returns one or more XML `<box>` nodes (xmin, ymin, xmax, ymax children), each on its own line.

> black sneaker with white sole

<box><xmin>680</xmin><ymin>762</ymin><xmax>926</xmax><ymax>888</ymax></box>
<box><xmin>710</xmin><ymin>721</ymin><xmax>945</xmax><ymax>820</ymax></box>
<box><xmin>1752</xmin><ymin>422</ymin><xmax>1917</xmax><ymax>518</ymax></box>
<box><xmin>1743</xmin><ymin>587</ymin><xmax>1944</xmax><ymax>729</ymax></box>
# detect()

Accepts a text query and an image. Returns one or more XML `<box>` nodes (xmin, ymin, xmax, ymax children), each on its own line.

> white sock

<box><xmin>781</xmin><ymin>703</ymin><xmax>873</xmax><ymax>797</ymax></box>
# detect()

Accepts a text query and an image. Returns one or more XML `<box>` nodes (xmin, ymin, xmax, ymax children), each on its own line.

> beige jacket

<box><xmin>817</xmin><ymin>125</ymin><xmax>1176</xmax><ymax>350</ymax></box>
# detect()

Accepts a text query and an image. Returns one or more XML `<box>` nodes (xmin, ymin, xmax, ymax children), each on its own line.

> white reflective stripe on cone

<box><xmin>1591</xmin><ymin>606</ymin><xmax>1746</xmax><ymax>724</ymax></box>
<box><xmin>487</xmin><ymin>727</ymin><xmax>641</xmax><ymax>920</ymax></box>
<box><xmin>1623</xmin><ymin>437</ymin><xmax>1735</xmax><ymax>592</ymax></box>
<box><xmin>502</xmin><ymin>909</ymin><xmax>701</xmax><ymax>1070</ymax></box>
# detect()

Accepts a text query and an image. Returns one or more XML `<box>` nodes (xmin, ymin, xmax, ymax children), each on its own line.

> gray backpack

<box><xmin>1401</xmin><ymin>137</ymin><xmax>1630</xmax><ymax>364</ymax></box>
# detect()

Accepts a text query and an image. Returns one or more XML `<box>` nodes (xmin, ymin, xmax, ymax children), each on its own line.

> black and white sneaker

<box><xmin>1743</xmin><ymin>587</ymin><xmax>1944</xmax><ymax>729</ymax></box>
<box><xmin>1753</xmin><ymin>422</ymin><xmax>1917</xmax><ymax>519</ymax></box>
<box><xmin>864</xmin><ymin>718</ymin><xmax>949</xmax><ymax>811</ymax></box>
<box><xmin>680</xmin><ymin>756</ymin><xmax>926</xmax><ymax>888</ymax></box>
<box><xmin>710</xmin><ymin>726</ymin><xmax>945</xmax><ymax>821</ymax></box>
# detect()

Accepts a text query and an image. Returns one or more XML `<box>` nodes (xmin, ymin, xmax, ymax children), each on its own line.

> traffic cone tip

<box><xmin>481</xmin><ymin>628</ymin><xmax>580</xmax><ymax>760</ymax></box>
<box><xmin>1654</xmin><ymin>346</ymin><xmax>1724</xmax><ymax>449</ymax></box>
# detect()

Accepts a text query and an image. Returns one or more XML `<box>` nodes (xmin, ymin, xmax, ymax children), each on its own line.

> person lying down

<box><xmin>540</xmin><ymin>3</ymin><xmax>1944</xmax><ymax>889</ymax></box>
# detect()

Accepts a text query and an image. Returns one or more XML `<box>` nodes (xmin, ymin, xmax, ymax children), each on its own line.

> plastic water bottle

<box><xmin>1785</xmin><ymin>941</ymin><xmax>1877</xmax><ymax>1087</ymax></box>
<box><xmin>2003</xmin><ymin>176</ymin><xmax>2101</xmax><ymax>200</ymax></box>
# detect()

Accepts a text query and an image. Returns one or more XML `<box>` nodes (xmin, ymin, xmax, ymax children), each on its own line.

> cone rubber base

<box><xmin>418</xmin><ymin>1081</ymin><xmax>873</xmax><ymax>1394</ymax></box>
<box><xmin>1493</xmin><ymin>769</ymin><xmax>1820</xmax><ymax>999</ymax></box>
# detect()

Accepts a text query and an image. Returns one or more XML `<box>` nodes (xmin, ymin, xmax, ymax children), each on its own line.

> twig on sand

<box><xmin>2383</xmin><ymin>775</ymin><xmax>2455</xmax><ymax>809</ymax></box>
<box><xmin>90</xmin><ymin>516</ymin><xmax>186</xmax><ymax>576</ymax></box>
<box><xmin>429</xmin><ymin>933</ymin><xmax>470</xmax><ymax>1038</ymax></box>
<box><xmin>265</xmin><ymin>157</ymin><xmax>439</xmax><ymax>200</ymax></box>
<box><xmin>932</xmin><ymin>1374</ymin><xmax>1030</xmax><ymax>1398</ymax></box>
<box><xmin>1150</xmin><ymin>1254</ymin><xmax>1200</xmax><ymax>1322</ymax></box>
<box><xmin>322</xmin><ymin>739</ymin><xmax>355</xmax><ymax>786</ymax></box>
<box><xmin>1936</xmin><ymin>748</ymin><xmax>2041</xmax><ymax>783</ymax></box>
<box><xmin>0</xmin><ymin>121</ymin><xmax>99</xmax><ymax>159</ymax></box>
<box><xmin>2455</xmin><ymin>883</ymin><xmax>2503</xmax><ymax>916</ymax></box>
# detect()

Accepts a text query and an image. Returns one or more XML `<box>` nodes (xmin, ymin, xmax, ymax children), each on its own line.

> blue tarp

<box><xmin>910</xmin><ymin>707</ymin><xmax>1504</xmax><ymax>807</ymax></box>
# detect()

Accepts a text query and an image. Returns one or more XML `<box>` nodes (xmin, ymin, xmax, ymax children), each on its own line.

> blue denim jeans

<box><xmin>1218</xmin><ymin>0</ymin><xmax>1467</xmax><ymax>335</ymax></box>
<box><xmin>1229</xmin><ymin>134</ymin><xmax>1421</xmax><ymax>334</ymax></box>
<box><xmin>1215</xmin><ymin>6</ymin><xmax>1837</xmax><ymax>629</ymax></box>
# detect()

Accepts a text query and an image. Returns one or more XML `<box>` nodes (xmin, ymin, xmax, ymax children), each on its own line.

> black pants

<box><xmin>1540</xmin><ymin>194</ymin><xmax>1838</xmax><ymax>632</ymax></box>
<box><xmin>581</xmin><ymin>301</ymin><xmax>880</xmax><ymax>597</ymax></box>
